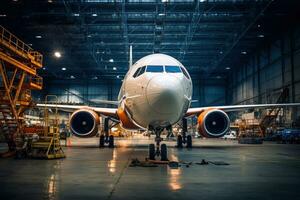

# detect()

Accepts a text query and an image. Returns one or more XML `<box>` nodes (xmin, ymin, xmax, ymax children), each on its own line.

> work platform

<box><xmin>0</xmin><ymin>25</ymin><xmax>43</xmax><ymax>151</ymax></box>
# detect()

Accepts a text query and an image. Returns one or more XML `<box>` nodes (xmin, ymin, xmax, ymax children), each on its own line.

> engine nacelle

<box><xmin>197</xmin><ymin>109</ymin><xmax>230</xmax><ymax>138</ymax></box>
<box><xmin>70</xmin><ymin>109</ymin><xmax>99</xmax><ymax>137</ymax></box>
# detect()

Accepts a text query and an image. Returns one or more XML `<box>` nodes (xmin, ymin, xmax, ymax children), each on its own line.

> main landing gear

<box><xmin>99</xmin><ymin>117</ymin><xmax>114</xmax><ymax>148</ymax></box>
<box><xmin>148</xmin><ymin>128</ymin><xmax>168</xmax><ymax>161</ymax></box>
<box><xmin>177</xmin><ymin>118</ymin><xmax>192</xmax><ymax>148</ymax></box>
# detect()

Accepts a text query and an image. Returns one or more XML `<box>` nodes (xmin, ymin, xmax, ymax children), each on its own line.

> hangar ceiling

<box><xmin>0</xmin><ymin>0</ymin><xmax>298</xmax><ymax>80</ymax></box>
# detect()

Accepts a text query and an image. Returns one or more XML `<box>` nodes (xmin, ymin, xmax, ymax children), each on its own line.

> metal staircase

<box><xmin>259</xmin><ymin>88</ymin><xmax>289</xmax><ymax>135</ymax></box>
<box><xmin>0</xmin><ymin>25</ymin><xmax>43</xmax><ymax>152</ymax></box>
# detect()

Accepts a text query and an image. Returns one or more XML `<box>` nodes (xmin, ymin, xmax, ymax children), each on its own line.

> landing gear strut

<box><xmin>177</xmin><ymin>118</ymin><xmax>192</xmax><ymax>148</ymax></box>
<box><xmin>99</xmin><ymin>117</ymin><xmax>114</xmax><ymax>148</ymax></box>
<box><xmin>148</xmin><ymin>128</ymin><xmax>168</xmax><ymax>161</ymax></box>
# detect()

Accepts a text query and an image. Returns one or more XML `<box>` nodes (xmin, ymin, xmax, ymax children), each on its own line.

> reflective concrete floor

<box><xmin>1</xmin><ymin>137</ymin><xmax>300</xmax><ymax>200</ymax></box>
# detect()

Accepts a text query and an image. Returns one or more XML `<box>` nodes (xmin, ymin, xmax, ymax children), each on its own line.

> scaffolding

<box><xmin>0</xmin><ymin>25</ymin><xmax>43</xmax><ymax>153</ymax></box>
<box><xmin>29</xmin><ymin>95</ymin><xmax>65</xmax><ymax>159</ymax></box>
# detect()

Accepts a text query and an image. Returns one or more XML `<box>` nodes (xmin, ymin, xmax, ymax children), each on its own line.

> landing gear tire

<box><xmin>99</xmin><ymin>135</ymin><xmax>105</xmax><ymax>148</ymax></box>
<box><xmin>149</xmin><ymin>144</ymin><xmax>155</xmax><ymax>160</ymax></box>
<box><xmin>160</xmin><ymin>144</ymin><xmax>168</xmax><ymax>161</ymax></box>
<box><xmin>108</xmin><ymin>135</ymin><xmax>114</xmax><ymax>148</ymax></box>
<box><xmin>186</xmin><ymin>135</ymin><xmax>192</xmax><ymax>148</ymax></box>
<box><xmin>177</xmin><ymin>135</ymin><xmax>183</xmax><ymax>148</ymax></box>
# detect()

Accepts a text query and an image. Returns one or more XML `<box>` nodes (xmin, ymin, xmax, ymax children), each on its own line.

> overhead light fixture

<box><xmin>109</xmin><ymin>58</ymin><xmax>114</xmax><ymax>63</ymax></box>
<box><xmin>113</xmin><ymin>67</ymin><xmax>117</xmax><ymax>71</ymax></box>
<box><xmin>70</xmin><ymin>75</ymin><xmax>75</xmax><ymax>79</ymax></box>
<box><xmin>241</xmin><ymin>51</ymin><xmax>247</xmax><ymax>55</ymax></box>
<box><xmin>87</xmin><ymin>35</ymin><xmax>92</xmax><ymax>38</ymax></box>
<box><xmin>48</xmin><ymin>0</ymin><xmax>53</xmax><ymax>3</ymax></box>
<box><xmin>96</xmin><ymin>51</ymin><xmax>100</xmax><ymax>54</ymax></box>
<box><xmin>73</xmin><ymin>13</ymin><xmax>80</xmax><ymax>17</ymax></box>
<box><xmin>92</xmin><ymin>13</ymin><xmax>97</xmax><ymax>17</ymax></box>
<box><xmin>0</xmin><ymin>14</ymin><xmax>7</xmax><ymax>17</ymax></box>
<box><xmin>161</xmin><ymin>0</ymin><xmax>169</xmax><ymax>2</ymax></box>
<box><xmin>35</xmin><ymin>35</ymin><xmax>42</xmax><ymax>39</ymax></box>
<box><xmin>54</xmin><ymin>51</ymin><xmax>61</xmax><ymax>58</ymax></box>
<box><xmin>219</xmin><ymin>51</ymin><xmax>223</xmax><ymax>54</ymax></box>
<box><xmin>92</xmin><ymin>76</ymin><xmax>98</xmax><ymax>80</ymax></box>
<box><xmin>257</xmin><ymin>24</ymin><xmax>261</xmax><ymax>28</ymax></box>
<box><xmin>216</xmin><ymin>76</ymin><xmax>221</xmax><ymax>79</ymax></box>
<box><xmin>116</xmin><ymin>75</ymin><xmax>120</xmax><ymax>79</ymax></box>
<box><xmin>257</xmin><ymin>34</ymin><xmax>264</xmax><ymax>38</ymax></box>
<box><xmin>225</xmin><ymin>67</ymin><xmax>231</xmax><ymax>70</ymax></box>
<box><xmin>61</xmin><ymin>67</ymin><xmax>66</xmax><ymax>71</ymax></box>
<box><xmin>158</xmin><ymin>13</ymin><xmax>165</xmax><ymax>16</ymax></box>
<box><xmin>28</xmin><ymin>43</ymin><xmax>33</xmax><ymax>46</ymax></box>
<box><xmin>43</xmin><ymin>67</ymin><xmax>46</xmax><ymax>70</ymax></box>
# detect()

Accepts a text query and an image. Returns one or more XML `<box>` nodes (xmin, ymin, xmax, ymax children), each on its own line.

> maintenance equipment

<box><xmin>0</xmin><ymin>25</ymin><xmax>43</xmax><ymax>153</ymax></box>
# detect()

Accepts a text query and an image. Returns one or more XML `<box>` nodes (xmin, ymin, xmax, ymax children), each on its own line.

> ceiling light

<box><xmin>241</xmin><ymin>51</ymin><xmax>247</xmax><ymax>55</ymax></box>
<box><xmin>54</xmin><ymin>51</ymin><xmax>61</xmax><ymax>58</ymax></box>
<box><xmin>158</xmin><ymin>13</ymin><xmax>165</xmax><ymax>16</ymax></box>
<box><xmin>92</xmin><ymin>76</ymin><xmax>98</xmax><ymax>80</ymax></box>
<box><xmin>61</xmin><ymin>67</ymin><xmax>66</xmax><ymax>71</ymax></box>
<box><xmin>225</xmin><ymin>67</ymin><xmax>231</xmax><ymax>70</ymax></box>
<box><xmin>73</xmin><ymin>13</ymin><xmax>80</xmax><ymax>17</ymax></box>
<box><xmin>92</xmin><ymin>13</ymin><xmax>97</xmax><ymax>17</ymax></box>
<box><xmin>35</xmin><ymin>35</ymin><xmax>42</xmax><ymax>39</ymax></box>
<box><xmin>219</xmin><ymin>51</ymin><xmax>223</xmax><ymax>54</ymax></box>
<box><xmin>48</xmin><ymin>0</ymin><xmax>53</xmax><ymax>3</ymax></box>
<box><xmin>28</xmin><ymin>43</ymin><xmax>33</xmax><ymax>46</ymax></box>
<box><xmin>87</xmin><ymin>35</ymin><xmax>92</xmax><ymax>38</ymax></box>
<box><xmin>43</xmin><ymin>67</ymin><xmax>46</xmax><ymax>70</ymax></box>
<box><xmin>70</xmin><ymin>75</ymin><xmax>75</xmax><ymax>79</ymax></box>
<box><xmin>116</xmin><ymin>75</ymin><xmax>120</xmax><ymax>79</ymax></box>
<box><xmin>216</xmin><ymin>76</ymin><xmax>221</xmax><ymax>79</ymax></box>
<box><xmin>96</xmin><ymin>51</ymin><xmax>100</xmax><ymax>54</ymax></box>
<box><xmin>161</xmin><ymin>0</ymin><xmax>169</xmax><ymax>2</ymax></box>
<box><xmin>113</xmin><ymin>67</ymin><xmax>117</xmax><ymax>70</ymax></box>
<box><xmin>257</xmin><ymin>34</ymin><xmax>264</xmax><ymax>38</ymax></box>
<box><xmin>257</xmin><ymin>24</ymin><xmax>261</xmax><ymax>28</ymax></box>
<box><xmin>0</xmin><ymin>14</ymin><xmax>7</xmax><ymax>17</ymax></box>
<box><xmin>109</xmin><ymin>58</ymin><xmax>114</xmax><ymax>63</ymax></box>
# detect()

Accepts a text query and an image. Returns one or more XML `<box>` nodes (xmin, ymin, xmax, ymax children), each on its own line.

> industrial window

<box><xmin>165</xmin><ymin>66</ymin><xmax>182</xmax><ymax>73</ymax></box>
<box><xmin>133</xmin><ymin>67</ymin><xmax>141</xmax><ymax>78</ymax></box>
<box><xmin>136</xmin><ymin>66</ymin><xmax>146</xmax><ymax>77</ymax></box>
<box><xmin>181</xmin><ymin>67</ymin><xmax>190</xmax><ymax>79</ymax></box>
<box><xmin>146</xmin><ymin>65</ymin><xmax>164</xmax><ymax>73</ymax></box>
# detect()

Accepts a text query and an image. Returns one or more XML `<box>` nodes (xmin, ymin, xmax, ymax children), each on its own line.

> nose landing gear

<box><xmin>148</xmin><ymin>127</ymin><xmax>168</xmax><ymax>161</ymax></box>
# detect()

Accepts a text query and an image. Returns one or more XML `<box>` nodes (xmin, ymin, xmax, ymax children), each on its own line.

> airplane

<box><xmin>38</xmin><ymin>53</ymin><xmax>300</xmax><ymax>161</ymax></box>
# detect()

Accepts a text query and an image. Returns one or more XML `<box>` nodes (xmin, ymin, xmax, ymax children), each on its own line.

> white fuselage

<box><xmin>117</xmin><ymin>54</ymin><xmax>192</xmax><ymax>130</ymax></box>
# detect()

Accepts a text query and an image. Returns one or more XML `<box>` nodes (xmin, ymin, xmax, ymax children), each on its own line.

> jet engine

<box><xmin>70</xmin><ymin>109</ymin><xmax>99</xmax><ymax>137</ymax></box>
<box><xmin>197</xmin><ymin>109</ymin><xmax>230</xmax><ymax>138</ymax></box>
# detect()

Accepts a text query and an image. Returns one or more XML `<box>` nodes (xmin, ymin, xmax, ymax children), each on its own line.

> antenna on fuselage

<box><xmin>129</xmin><ymin>45</ymin><xmax>132</xmax><ymax>69</ymax></box>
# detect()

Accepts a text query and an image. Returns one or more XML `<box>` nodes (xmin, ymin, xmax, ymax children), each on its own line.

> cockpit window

<box><xmin>180</xmin><ymin>67</ymin><xmax>190</xmax><ymax>79</ymax></box>
<box><xmin>146</xmin><ymin>65</ymin><xmax>164</xmax><ymax>73</ymax></box>
<box><xmin>137</xmin><ymin>66</ymin><xmax>146</xmax><ymax>76</ymax></box>
<box><xmin>165</xmin><ymin>66</ymin><xmax>182</xmax><ymax>73</ymax></box>
<box><xmin>133</xmin><ymin>67</ymin><xmax>141</xmax><ymax>78</ymax></box>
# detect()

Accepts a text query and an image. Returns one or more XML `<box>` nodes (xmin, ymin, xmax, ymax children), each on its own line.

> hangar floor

<box><xmin>0</xmin><ymin>137</ymin><xmax>300</xmax><ymax>200</ymax></box>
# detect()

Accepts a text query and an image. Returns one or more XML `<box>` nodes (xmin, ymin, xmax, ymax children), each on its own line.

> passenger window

<box><xmin>133</xmin><ymin>67</ymin><xmax>141</xmax><ymax>78</ymax></box>
<box><xmin>146</xmin><ymin>65</ymin><xmax>164</xmax><ymax>73</ymax></box>
<box><xmin>181</xmin><ymin>67</ymin><xmax>190</xmax><ymax>79</ymax></box>
<box><xmin>165</xmin><ymin>66</ymin><xmax>181</xmax><ymax>73</ymax></box>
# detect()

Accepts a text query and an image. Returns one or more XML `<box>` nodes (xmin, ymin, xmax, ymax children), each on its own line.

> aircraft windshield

<box><xmin>165</xmin><ymin>66</ymin><xmax>182</xmax><ymax>73</ymax></box>
<box><xmin>146</xmin><ymin>65</ymin><xmax>164</xmax><ymax>73</ymax></box>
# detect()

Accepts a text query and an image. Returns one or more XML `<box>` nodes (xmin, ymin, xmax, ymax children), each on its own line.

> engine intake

<box><xmin>70</xmin><ymin>109</ymin><xmax>99</xmax><ymax>137</ymax></box>
<box><xmin>198</xmin><ymin>109</ymin><xmax>230</xmax><ymax>138</ymax></box>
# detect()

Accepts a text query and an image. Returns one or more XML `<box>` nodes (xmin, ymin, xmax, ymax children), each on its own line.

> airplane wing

<box><xmin>36</xmin><ymin>103</ymin><xmax>118</xmax><ymax>118</ymax></box>
<box><xmin>185</xmin><ymin>103</ymin><xmax>300</xmax><ymax>116</ymax></box>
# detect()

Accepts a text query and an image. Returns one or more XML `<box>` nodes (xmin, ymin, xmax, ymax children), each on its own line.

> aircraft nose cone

<box><xmin>146</xmin><ymin>75</ymin><xmax>183</xmax><ymax>114</ymax></box>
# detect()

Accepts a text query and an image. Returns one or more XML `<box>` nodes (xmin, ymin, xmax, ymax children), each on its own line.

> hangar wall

<box><xmin>228</xmin><ymin>26</ymin><xmax>300</xmax><ymax>106</ymax></box>
<box><xmin>39</xmin><ymin>78</ymin><xmax>226</xmax><ymax>107</ymax></box>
